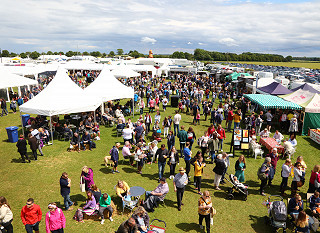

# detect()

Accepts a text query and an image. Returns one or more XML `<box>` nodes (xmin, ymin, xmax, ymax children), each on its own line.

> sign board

<box><xmin>230</xmin><ymin>128</ymin><xmax>250</xmax><ymax>155</ymax></box>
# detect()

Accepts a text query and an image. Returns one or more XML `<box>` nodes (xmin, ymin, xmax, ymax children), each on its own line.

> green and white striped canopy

<box><xmin>243</xmin><ymin>94</ymin><xmax>302</xmax><ymax>110</ymax></box>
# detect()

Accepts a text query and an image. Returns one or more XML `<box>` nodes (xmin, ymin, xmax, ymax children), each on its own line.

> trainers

<box><xmin>115</xmin><ymin>170</ymin><xmax>120</xmax><ymax>173</ymax></box>
<box><xmin>199</xmin><ymin>225</ymin><xmax>204</xmax><ymax>229</ymax></box>
<box><xmin>112</xmin><ymin>171</ymin><xmax>115</xmax><ymax>174</ymax></box>
<box><xmin>109</xmin><ymin>217</ymin><xmax>113</xmax><ymax>222</ymax></box>
<box><xmin>261</xmin><ymin>192</ymin><xmax>266</xmax><ymax>196</ymax></box>
<box><xmin>215</xmin><ymin>187</ymin><xmax>221</xmax><ymax>190</ymax></box>
<box><xmin>101</xmin><ymin>219</ymin><xmax>105</xmax><ymax>224</ymax></box>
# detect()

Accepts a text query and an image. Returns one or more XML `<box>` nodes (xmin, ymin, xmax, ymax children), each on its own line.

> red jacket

<box><xmin>309</xmin><ymin>171</ymin><xmax>320</xmax><ymax>185</ymax></box>
<box><xmin>21</xmin><ymin>204</ymin><xmax>42</xmax><ymax>225</ymax></box>
<box><xmin>217</xmin><ymin>128</ymin><xmax>226</xmax><ymax>139</ymax></box>
<box><xmin>227</xmin><ymin>110</ymin><xmax>234</xmax><ymax>121</ymax></box>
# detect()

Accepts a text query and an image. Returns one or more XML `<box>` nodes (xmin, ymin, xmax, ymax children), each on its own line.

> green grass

<box><xmin>222</xmin><ymin>61</ymin><xmax>320</xmax><ymax>69</ymax></box>
<box><xmin>1</xmin><ymin>101</ymin><xmax>320</xmax><ymax>233</ymax></box>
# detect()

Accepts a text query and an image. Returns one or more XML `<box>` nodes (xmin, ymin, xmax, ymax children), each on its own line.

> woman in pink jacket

<box><xmin>45</xmin><ymin>203</ymin><xmax>66</xmax><ymax>233</ymax></box>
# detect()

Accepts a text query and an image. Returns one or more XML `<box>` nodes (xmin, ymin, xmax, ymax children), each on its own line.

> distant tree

<box><xmin>102</xmin><ymin>53</ymin><xmax>107</xmax><ymax>58</ymax></box>
<box><xmin>47</xmin><ymin>51</ymin><xmax>53</xmax><ymax>55</ymax></box>
<box><xmin>66</xmin><ymin>51</ymin><xmax>75</xmax><ymax>57</ymax></box>
<box><xmin>10</xmin><ymin>52</ymin><xmax>17</xmax><ymax>57</ymax></box>
<box><xmin>117</xmin><ymin>49</ymin><xmax>124</xmax><ymax>55</ymax></box>
<box><xmin>58</xmin><ymin>51</ymin><xmax>64</xmax><ymax>55</ymax></box>
<box><xmin>83</xmin><ymin>51</ymin><xmax>89</xmax><ymax>56</ymax></box>
<box><xmin>129</xmin><ymin>50</ymin><xmax>144</xmax><ymax>58</ymax></box>
<box><xmin>285</xmin><ymin>56</ymin><xmax>293</xmax><ymax>62</ymax></box>
<box><xmin>30</xmin><ymin>51</ymin><xmax>40</xmax><ymax>59</ymax></box>
<box><xmin>90</xmin><ymin>51</ymin><xmax>102</xmax><ymax>57</ymax></box>
<box><xmin>1</xmin><ymin>50</ymin><xmax>10</xmax><ymax>57</ymax></box>
<box><xmin>20</xmin><ymin>52</ymin><xmax>27</xmax><ymax>59</ymax></box>
<box><xmin>109</xmin><ymin>51</ymin><xmax>115</xmax><ymax>57</ymax></box>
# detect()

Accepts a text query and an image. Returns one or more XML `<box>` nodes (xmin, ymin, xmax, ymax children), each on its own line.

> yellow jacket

<box><xmin>116</xmin><ymin>181</ymin><xmax>130</xmax><ymax>196</ymax></box>
<box><xmin>194</xmin><ymin>161</ymin><xmax>205</xmax><ymax>177</ymax></box>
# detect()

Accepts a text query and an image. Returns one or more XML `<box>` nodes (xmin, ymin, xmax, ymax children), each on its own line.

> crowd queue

<box><xmin>1</xmin><ymin>71</ymin><xmax>319</xmax><ymax>233</ymax></box>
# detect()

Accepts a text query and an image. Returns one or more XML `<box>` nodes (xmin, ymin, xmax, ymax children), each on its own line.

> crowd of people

<box><xmin>2</xmin><ymin>70</ymin><xmax>320</xmax><ymax>233</ymax></box>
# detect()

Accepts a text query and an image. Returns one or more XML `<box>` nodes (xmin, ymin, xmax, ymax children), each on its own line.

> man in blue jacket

<box><xmin>111</xmin><ymin>143</ymin><xmax>121</xmax><ymax>174</ymax></box>
<box><xmin>60</xmin><ymin>172</ymin><xmax>73</xmax><ymax>211</ymax></box>
<box><xmin>288</xmin><ymin>194</ymin><xmax>304</xmax><ymax>218</ymax></box>
<box><xmin>81</xmin><ymin>131</ymin><xmax>93</xmax><ymax>151</ymax></box>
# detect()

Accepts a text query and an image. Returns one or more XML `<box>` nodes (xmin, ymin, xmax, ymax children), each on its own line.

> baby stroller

<box><xmin>225</xmin><ymin>173</ymin><xmax>248</xmax><ymax>201</ymax></box>
<box><xmin>265</xmin><ymin>195</ymin><xmax>287</xmax><ymax>233</ymax></box>
<box><xmin>148</xmin><ymin>219</ymin><xmax>166</xmax><ymax>233</ymax></box>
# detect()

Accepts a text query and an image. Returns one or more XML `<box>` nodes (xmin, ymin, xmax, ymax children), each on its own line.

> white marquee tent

<box><xmin>19</xmin><ymin>68</ymin><xmax>101</xmax><ymax>116</ymax></box>
<box><xmin>19</xmin><ymin>68</ymin><xmax>102</xmax><ymax>143</ymax></box>
<box><xmin>0</xmin><ymin>69</ymin><xmax>38</xmax><ymax>100</ymax></box>
<box><xmin>111</xmin><ymin>66</ymin><xmax>140</xmax><ymax>78</ymax></box>
<box><xmin>84</xmin><ymin>69</ymin><xmax>135</xmax><ymax>114</ymax></box>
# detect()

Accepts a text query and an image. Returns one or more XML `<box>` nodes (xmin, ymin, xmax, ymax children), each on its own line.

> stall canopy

<box><xmin>84</xmin><ymin>69</ymin><xmax>134</xmax><ymax>102</ymax></box>
<box><xmin>0</xmin><ymin>69</ymin><xmax>38</xmax><ymax>88</ymax></box>
<box><xmin>291</xmin><ymin>83</ymin><xmax>320</xmax><ymax>94</ymax></box>
<box><xmin>227</xmin><ymin>72</ymin><xmax>253</xmax><ymax>81</ymax></box>
<box><xmin>243</xmin><ymin>94</ymin><xmax>302</xmax><ymax>110</ymax></box>
<box><xmin>280</xmin><ymin>90</ymin><xmax>320</xmax><ymax>135</ymax></box>
<box><xmin>257</xmin><ymin>82</ymin><xmax>292</xmax><ymax>95</ymax></box>
<box><xmin>111</xmin><ymin>66</ymin><xmax>141</xmax><ymax>78</ymax></box>
<box><xmin>19</xmin><ymin>68</ymin><xmax>101</xmax><ymax>116</ymax></box>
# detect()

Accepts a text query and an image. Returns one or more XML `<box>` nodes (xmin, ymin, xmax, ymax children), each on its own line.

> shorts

<box><xmin>267</xmin><ymin>121</ymin><xmax>272</xmax><ymax>126</ymax></box>
<box><xmin>25</xmin><ymin>222</ymin><xmax>40</xmax><ymax>233</ymax></box>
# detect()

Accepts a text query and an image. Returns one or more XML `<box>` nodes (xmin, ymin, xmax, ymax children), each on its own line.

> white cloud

<box><xmin>219</xmin><ymin>38</ymin><xmax>238</xmax><ymax>47</ymax></box>
<box><xmin>141</xmin><ymin>37</ymin><xmax>157</xmax><ymax>44</ymax></box>
<box><xmin>1</xmin><ymin>0</ymin><xmax>320</xmax><ymax>56</ymax></box>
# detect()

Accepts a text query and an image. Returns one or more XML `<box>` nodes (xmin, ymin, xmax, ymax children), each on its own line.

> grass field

<box><xmin>222</xmin><ymin>61</ymin><xmax>320</xmax><ymax>69</ymax></box>
<box><xmin>1</xmin><ymin>101</ymin><xmax>320</xmax><ymax>233</ymax></box>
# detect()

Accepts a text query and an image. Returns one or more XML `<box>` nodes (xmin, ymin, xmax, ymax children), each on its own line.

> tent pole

<box><xmin>94</xmin><ymin>111</ymin><xmax>96</xmax><ymax>123</ymax></box>
<box><xmin>101</xmin><ymin>103</ymin><xmax>104</xmax><ymax>114</ymax></box>
<box><xmin>20</xmin><ymin>111</ymin><xmax>24</xmax><ymax>136</ymax></box>
<box><xmin>301</xmin><ymin>111</ymin><xmax>306</xmax><ymax>136</ymax></box>
<box><xmin>132</xmin><ymin>99</ymin><xmax>134</xmax><ymax>117</ymax></box>
<box><xmin>6</xmin><ymin>88</ymin><xmax>10</xmax><ymax>102</ymax></box>
<box><xmin>50</xmin><ymin>116</ymin><xmax>53</xmax><ymax>145</ymax></box>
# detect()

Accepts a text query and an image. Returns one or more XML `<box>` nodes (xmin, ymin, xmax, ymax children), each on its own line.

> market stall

<box><xmin>309</xmin><ymin>129</ymin><xmax>320</xmax><ymax>145</ymax></box>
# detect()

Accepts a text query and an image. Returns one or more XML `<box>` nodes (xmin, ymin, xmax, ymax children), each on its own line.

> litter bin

<box><xmin>6</xmin><ymin>126</ymin><xmax>19</xmax><ymax>143</ymax></box>
<box><xmin>21</xmin><ymin>114</ymin><xmax>30</xmax><ymax>127</ymax></box>
<box><xmin>171</xmin><ymin>95</ymin><xmax>180</xmax><ymax>107</ymax></box>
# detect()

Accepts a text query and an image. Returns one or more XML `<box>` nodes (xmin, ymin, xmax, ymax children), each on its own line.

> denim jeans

<box><xmin>218</xmin><ymin>139</ymin><xmax>223</xmax><ymax>151</ymax></box>
<box><xmin>234</xmin><ymin>122</ymin><xmax>240</xmax><ymax>129</ymax></box>
<box><xmin>210</xmin><ymin>151</ymin><xmax>216</xmax><ymax>161</ymax></box>
<box><xmin>62</xmin><ymin>194</ymin><xmax>73</xmax><ymax>210</ymax></box>
<box><xmin>174</xmin><ymin>124</ymin><xmax>179</xmax><ymax>136</ymax></box>
<box><xmin>158</xmin><ymin>162</ymin><xmax>166</xmax><ymax>179</ymax></box>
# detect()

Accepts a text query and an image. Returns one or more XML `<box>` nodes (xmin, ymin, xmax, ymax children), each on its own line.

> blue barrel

<box><xmin>21</xmin><ymin>114</ymin><xmax>30</xmax><ymax>127</ymax></box>
<box><xmin>6</xmin><ymin>126</ymin><xmax>19</xmax><ymax>143</ymax></box>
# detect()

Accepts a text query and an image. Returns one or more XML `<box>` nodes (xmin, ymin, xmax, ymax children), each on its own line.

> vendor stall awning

<box><xmin>243</xmin><ymin>94</ymin><xmax>302</xmax><ymax>110</ymax></box>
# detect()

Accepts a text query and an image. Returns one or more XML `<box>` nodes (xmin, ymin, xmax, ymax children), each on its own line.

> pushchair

<box><xmin>225</xmin><ymin>173</ymin><xmax>248</xmax><ymax>201</ymax></box>
<box><xmin>264</xmin><ymin>195</ymin><xmax>287</xmax><ymax>233</ymax></box>
<box><xmin>148</xmin><ymin>219</ymin><xmax>166</xmax><ymax>233</ymax></box>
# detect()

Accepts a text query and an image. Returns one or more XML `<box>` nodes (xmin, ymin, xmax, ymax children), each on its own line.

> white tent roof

<box><xmin>305</xmin><ymin>93</ymin><xmax>320</xmax><ymax>113</ymax></box>
<box><xmin>61</xmin><ymin>61</ymin><xmax>105</xmax><ymax>70</ymax></box>
<box><xmin>0</xmin><ymin>69</ymin><xmax>38</xmax><ymax>89</ymax></box>
<box><xmin>111</xmin><ymin>66</ymin><xmax>140</xmax><ymax>78</ymax></box>
<box><xmin>127</xmin><ymin>65</ymin><xmax>157</xmax><ymax>73</ymax></box>
<box><xmin>281</xmin><ymin>89</ymin><xmax>315</xmax><ymax>105</ymax></box>
<box><xmin>19</xmin><ymin>68</ymin><xmax>101</xmax><ymax>116</ymax></box>
<box><xmin>84</xmin><ymin>69</ymin><xmax>134</xmax><ymax>102</ymax></box>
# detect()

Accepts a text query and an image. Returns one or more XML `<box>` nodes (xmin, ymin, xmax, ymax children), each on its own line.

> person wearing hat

<box><xmin>259</xmin><ymin>128</ymin><xmax>270</xmax><ymax>138</ymax></box>
<box><xmin>143</xmin><ymin>178</ymin><xmax>169</xmax><ymax>212</ymax></box>
<box><xmin>258</xmin><ymin>157</ymin><xmax>272</xmax><ymax>196</ymax></box>
<box><xmin>173</xmin><ymin>167</ymin><xmax>188</xmax><ymax>211</ymax></box>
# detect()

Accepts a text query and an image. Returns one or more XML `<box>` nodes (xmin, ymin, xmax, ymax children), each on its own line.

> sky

<box><xmin>1</xmin><ymin>0</ymin><xmax>320</xmax><ymax>57</ymax></box>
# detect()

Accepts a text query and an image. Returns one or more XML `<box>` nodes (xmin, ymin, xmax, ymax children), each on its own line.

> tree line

<box><xmin>0</xmin><ymin>48</ymin><xmax>298</xmax><ymax>62</ymax></box>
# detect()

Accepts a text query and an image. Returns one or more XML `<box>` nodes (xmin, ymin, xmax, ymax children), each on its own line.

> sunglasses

<box><xmin>26</xmin><ymin>203</ymin><xmax>33</xmax><ymax>206</ymax></box>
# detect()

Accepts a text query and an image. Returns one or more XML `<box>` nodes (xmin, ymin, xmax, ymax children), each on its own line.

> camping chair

<box><xmin>113</xmin><ymin>185</ymin><xmax>138</xmax><ymax>214</ymax></box>
<box><xmin>249</xmin><ymin>141</ymin><xmax>263</xmax><ymax>159</ymax></box>
<box><xmin>306</xmin><ymin>193</ymin><xmax>313</xmax><ymax>209</ymax></box>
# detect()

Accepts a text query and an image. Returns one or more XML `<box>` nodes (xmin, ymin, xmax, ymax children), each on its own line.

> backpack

<box><xmin>187</xmin><ymin>132</ymin><xmax>193</xmax><ymax>140</ymax></box>
<box><xmin>197</xmin><ymin>138</ymin><xmax>203</xmax><ymax>146</ymax></box>
<box><xmin>257</xmin><ymin>165</ymin><xmax>267</xmax><ymax>180</ymax></box>
<box><xmin>73</xmin><ymin>208</ymin><xmax>83</xmax><ymax>222</ymax></box>
<box><xmin>109</xmin><ymin>147</ymin><xmax>114</xmax><ymax>155</ymax></box>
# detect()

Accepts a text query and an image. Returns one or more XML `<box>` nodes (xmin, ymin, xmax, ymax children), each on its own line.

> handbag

<box><xmin>80</xmin><ymin>177</ymin><xmax>85</xmax><ymax>193</ymax></box>
<box><xmin>315</xmin><ymin>174</ymin><xmax>320</xmax><ymax>188</ymax></box>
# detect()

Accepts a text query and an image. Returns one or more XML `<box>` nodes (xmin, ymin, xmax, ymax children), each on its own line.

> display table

<box><xmin>259</xmin><ymin>137</ymin><xmax>284</xmax><ymax>154</ymax></box>
<box><xmin>130</xmin><ymin>186</ymin><xmax>146</xmax><ymax>197</ymax></box>
<box><xmin>310</xmin><ymin>129</ymin><xmax>320</xmax><ymax>145</ymax></box>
